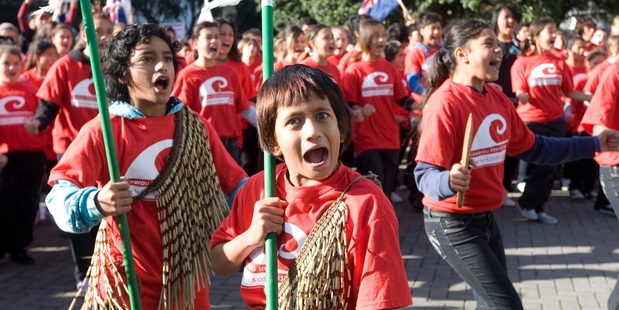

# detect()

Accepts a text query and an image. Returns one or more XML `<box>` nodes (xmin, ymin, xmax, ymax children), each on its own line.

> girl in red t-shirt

<box><xmin>328</xmin><ymin>26</ymin><xmax>348</xmax><ymax>67</ymax></box>
<box><xmin>404</xmin><ymin>10</ymin><xmax>443</xmax><ymax>95</ymax></box>
<box><xmin>0</xmin><ymin>45</ymin><xmax>47</xmax><ymax>265</ymax></box>
<box><xmin>511</xmin><ymin>17</ymin><xmax>591</xmax><ymax>224</ymax></box>
<box><xmin>301</xmin><ymin>23</ymin><xmax>341</xmax><ymax>86</ymax></box>
<box><xmin>416</xmin><ymin>19</ymin><xmax>619</xmax><ymax>310</ymax></box>
<box><xmin>341</xmin><ymin>18</ymin><xmax>415</xmax><ymax>203</ymax></box>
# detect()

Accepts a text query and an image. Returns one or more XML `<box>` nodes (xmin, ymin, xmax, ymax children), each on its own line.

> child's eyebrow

<box><xmin>135</xmin><ymin>50</ymin><xmax>174</xmax><ymax>56</ymax></box>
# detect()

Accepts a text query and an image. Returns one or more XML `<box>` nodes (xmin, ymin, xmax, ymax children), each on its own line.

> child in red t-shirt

<box><xmin>510</xmin><ymin>17</ymin><xmax>592</xmax><ymax>224</ymax></box>
<box><xmin>404</xmin><ymin>10</ymin><xmax>443</xmax><ymax>95</ymax></box>
<box><xmin>341</xmin><ymin>18</ymin><xmax>415</xmax><ymax>203</ymax></box>
<box><xmin>328</xmin><ymin>26</ymin><xmax>348</xmax><ymax>67</ymax></box>
<box><xmin>24</xmin><ymin>12</ymin><xmax>114</xmax><ymax>292</ymax></box>
<box><xmin>45</xmin><ymin>23</ymin><xmax>247</xmax><ymax>309</ymax></box>
<box><xmin>415</xmin><ymin>19</ymin><xmax>619</xmax><ymax>310</ymax></box>
<box><xmin>564</xmin><ymin>34</ymin><xmax>587</xmax><ymax>82</ymax></box>
<box><xmin>0</xmin><ymin>45</ymin><xmax>47</xmax><ymax>265</ymax></box>
<box><xmin>583</xmin><ymin>35</ymin><xmax>619</xmax><ymax>95</ymax></box>
<box><xmin>210</xmin><ymin>65</ymin><xmax>412</xmax><ymax>309</ymax></box>
<box><xmin>301</xmin><ymin>23</ymin><xmax>342</xmax><ymax>86</ymax></box>
<box><xmin>172</xmin><ymin>22</ymin><xmax>256</xmax><ymax>164</ymax></box>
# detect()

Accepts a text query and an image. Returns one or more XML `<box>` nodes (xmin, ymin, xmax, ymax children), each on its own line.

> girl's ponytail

<box><xmin>423</xmin><ymin>48</ymin><xmax>452</xmax><ymax>104</ymax></box>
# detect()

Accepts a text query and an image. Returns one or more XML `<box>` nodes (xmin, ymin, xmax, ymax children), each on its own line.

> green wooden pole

<box><xmin>261</xmin><ymin>0</ymin><xmax>277</xmax><ymax>308</ymax></box>
<box><xmin>78</xmin><ymin>1</ymin><xmax>141</xmax><ymax>309</ymax></box>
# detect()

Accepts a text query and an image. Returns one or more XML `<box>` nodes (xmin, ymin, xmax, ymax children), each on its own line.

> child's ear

<box><xmin>454</xmin><ymin>47</ymin><xmax>469</xmax><ymax>64</ymax></box>
<box><xmin>273</xmin><ymin>145</ymin><xmax>283</xmax><ymax>157</ymax></box>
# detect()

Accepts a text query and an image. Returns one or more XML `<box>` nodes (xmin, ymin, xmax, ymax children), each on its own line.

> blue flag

<box><xmin>359</xmin><ymin>0</ymin><xmax>399</xmax><ymax>21</ymax></box>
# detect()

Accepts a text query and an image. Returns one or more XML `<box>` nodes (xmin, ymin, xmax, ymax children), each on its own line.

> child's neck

<box><xmin>452</xmin><ymin>69</ymin><xmax>484</xmax><ymax>93</ymax></box>
<box><xmin>497</xmin><ymin>32</ymin><xmax>512</xmax><ymax>43</ymax></box>
<box><xmin>284</xmin><ymin>53</ymin><xmax>296</xmax><ymax>64</ymax></box>
<box><xmin>361</xmin><ymin>52</ymin><xmax>380</xmax><ymax>61</ymax></box>
<box><xmin>131</xmin><ymin>99</ymin><xmax>167</xmax><ymax>117</ymax></box>
<box><xmin>36</xmin><ymin>66</ymin><xmax>48</xmax><ymax>76</ymax></box>
<box><xmin>311</xmin><ymin>52</ymin><xmax>328</xmax><ymax>66</ymax></box>
<box><xmin>566</xmin><ymin>55</ymin><xmax>582</xmax><ymax>67</ymax></box>
<box><xmin>195</xmin><ymin>56</ymin><xmax>217</xmax><ymax>67</ymax></box>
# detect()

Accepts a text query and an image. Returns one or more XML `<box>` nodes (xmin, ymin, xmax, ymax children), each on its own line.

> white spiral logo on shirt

<box><xmin>0</xmin><ymin>96</ymin><xmax>26</xmax><ymax>114</ymax></box>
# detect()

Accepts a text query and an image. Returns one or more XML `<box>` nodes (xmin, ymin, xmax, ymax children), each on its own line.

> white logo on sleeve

<box><xmin>199</xmin><ymin>76</ymin><xmax>234</xmax><ymax>107</ymax></box>
<box><xmin>241</xmin><ymin>222</ymin><xmax>308</xmax><ymax>288</ymax></box>
<box><xmin>469</xmin><ymin>114</ymin><xmax>509</xmax><ymax>168</ymax></box>
<box><xmin>528</xmin><ymin>63</ymin><xmax>562</xmax><ymax>87</ymax></box>
<box><xmin>361</xmin><ymin>72</ymin><xmax>393</xmax><ymax>97</ymax></box>
<box><xmin>0</xmin><ymin>96</ymin><xmax>32</xmax><ymax>126</ymax></box>
<box><xmin>70</xmin><ymin>79</ymin><xmax>98</xmax><ymax>109</ymax></box>
<box><xmin>125</xmin><ymin>139</ymin><xmax>173</xmax><ymax>200</ymax></box>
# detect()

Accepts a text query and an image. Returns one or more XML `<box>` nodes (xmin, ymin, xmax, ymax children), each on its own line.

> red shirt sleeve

<box><xmin>37</xmin><ymin>59</ymin><xmax>69</xmax><ymax>106</ymax></box>
<box><xmin>404</xmin><ymin>48</ymin><xmax>420</xmax><ymax>76</ymax></box>
<box><xmin>510</xmin><ymin>57</ymin><xmax>528</xmax><ymax>95</ymax></box>
<box><xmin>172</xmin><ymin>68</ymin><xmax>197</xmax><ymax>112</ymax></box>
<box><xmin>341</xmin><ymin>67</ymin><xmax>360</xmax><ymax>104</ymax></box>
<box><xmin>560</xmin><ymin>61</ymin><xmax>574</xmax><ymax>95</ymax></box>
<box><xmin>580</xmin><ymin>65</ymin><xmax>619</xmax><ymax>134</ymax></box>
<box><xmin>231</xmin><ymin>73</ymin><xmax>250</xmax><ymax>113</ymax></box>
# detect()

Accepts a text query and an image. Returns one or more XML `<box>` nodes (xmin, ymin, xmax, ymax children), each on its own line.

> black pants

<box><xmin>566</xmin><ymin>132</ymin><xmax>598</xmax><ymax>193</ymax></box>
<box><xmin>518</xmin><ymin>120</ymin><xmax>566</xmax><ymax>212</ymax></box>
<box><xmin>222</xmin><ymin>137</ymin><xmax>240</xmax><ymax>164</ymax></box>
<box><xmin>69</xmin><ymin>227</ymin><xmax>98</xmax><ymax>284</ymax></box>
<box><xmin>242</xmin><ymin>125</ymin><xmax>262</xmax><ymax>175</ymax></box>
<box><xmin>357</xmin><ymin>149</ymin><xmax>399</xmax><ymax>199</ymax></box>
<box><xmin>0</xmin><ymin>151</ymin><xmax>46</xmax><ymax>254</ymax></box>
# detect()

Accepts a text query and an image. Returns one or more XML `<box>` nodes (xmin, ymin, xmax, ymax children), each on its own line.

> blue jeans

<box><xmin>599</xmin><ymin>166</ymin><xmax>619</xmax><ymax>310</ymax></box>
<box><xmin>424</xmin><ymin>207</ymin><xmax>523</xmax><ymax>309</ymax></box>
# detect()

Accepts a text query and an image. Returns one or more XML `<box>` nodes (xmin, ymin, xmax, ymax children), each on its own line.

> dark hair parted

<box><xmin>384</xmin><ymin>40</ymin><xmax>402</xmax><ymax>62</ymax></box>
<box><xmin>103</xmin><ymin>23</ymin><xmax>179</xmax><ymax>103</ymax></box>
<box><xmin>305</xmin><ymin>23</ymin><xmax>331</xmax><ymax>42</ymax></box>
<box><xmin>519</xmin><ymin>17</ymin><xmax>555</xmax><ymax>55</ymax></box>
<box><xmin>490</xmin><ymin>5</ymin><xmax>516</xmax><ymax>34</ymax></box>
<box><xmin>256</xmin><ymin>64</ymin><xmax>352</xmax><ymax>156</ymax></box>
<box><xmin>25</xmin><ymin>40</ymin><xmax>56</xmax><ymax>71</ymax></box>
<box><xmin>191</xmin><ymin>21</ymin><xmax>219</xmax><ymax>42</ymax></box>
<box><xmin>424</xmin><ymin>19</ymin><xmax>491</xmax><ymax>104</ymax></box>
<box><xmin>417</xmin><ymin>10</ymin><xmax>443</xmax><ymax>29</ymax></box>
<box><xmin>387</xmin><ymin>23</ymin><xmax>409</xmax><ymax>43</ymax></box>
<box><xmin>215</xmin><ymin>18</ymin><xmax>241</xmax><ymax>62</ymax></box>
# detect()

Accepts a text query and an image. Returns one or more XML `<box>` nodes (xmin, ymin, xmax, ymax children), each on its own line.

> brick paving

<box><xmin>2</xmin><ymin>188</ymin><xmax>619</xmax><ymax>309</ymax></box>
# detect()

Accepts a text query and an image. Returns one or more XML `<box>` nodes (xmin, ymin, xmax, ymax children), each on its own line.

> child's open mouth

<box><xmin>489</xmin><ymin>57</ymin><xmax>501</xmax><ymax>72</ymax></box>
<box><xmin>303</xmin><ymin>147</ymin><xmax>328</xmax><ymax>166</ymax></box>
<box><xmin>209</xmin><ymin>46</ymin><xmax>218</xmax><ymax>54</ymax></box>
<box><xmin>154</xmin><ymin>76</ymin><xmax>169</xmax><ymax>92</ymax></box>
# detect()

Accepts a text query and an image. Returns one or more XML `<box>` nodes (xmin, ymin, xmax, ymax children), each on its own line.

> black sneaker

<box><xmin>596</xmin><ymin>205</ymin><xmax>616</xmax><ymax>216</ymax></box>
<box><xmin>10</xmin><ymin>251</ymin><xmax>35</xmax><ymax>265</ymax></box>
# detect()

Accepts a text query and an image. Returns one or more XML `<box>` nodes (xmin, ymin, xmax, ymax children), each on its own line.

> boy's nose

<box><xmin>303</xmin><ymin>120</ymin><xmax>321</xmax><ymax>139</ymax></box>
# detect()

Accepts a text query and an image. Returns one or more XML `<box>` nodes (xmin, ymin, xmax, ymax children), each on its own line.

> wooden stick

<box><xmin>457</xmin><ymin>114</ymin><xmax>474</xmax><ymax>208</ymax></box>
<box><xmin>396</xmin><ymin>0</ymin><xmax>413</xmax><ymax>22</ymax></box>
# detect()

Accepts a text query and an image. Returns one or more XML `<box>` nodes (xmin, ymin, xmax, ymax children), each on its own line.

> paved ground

<box><xmin>2</xmin><ymin>187</ymin><xmax>619</xmax><ymax>310</ymax></box>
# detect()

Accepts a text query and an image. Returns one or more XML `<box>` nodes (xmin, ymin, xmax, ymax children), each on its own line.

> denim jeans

<box><xmin>599</xmin><ymin>166</ymin><xmax>619</xmax><ymax>310</ymax></box>
<box><xmin>424</xmin><ymin>207</ymin><xmax>523</xmax><ymax>309</ymax></box>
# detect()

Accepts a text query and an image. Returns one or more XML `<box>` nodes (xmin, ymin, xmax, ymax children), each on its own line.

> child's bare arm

<box><xmin>211</xmin><ymin>197</ymin><xmax>285</xmax><ymax>276</ymax></box>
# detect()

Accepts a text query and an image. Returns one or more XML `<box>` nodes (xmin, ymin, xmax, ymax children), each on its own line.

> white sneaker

<box><xmin>537</xmin><ymin>212</ymin><xmax>558</xmax><ymax>224</ymax></box>
<box><xmin>77</xmin><ymin>278</ymin><xmax>89</xmax><ymax>295</ymax></box>
<box><xmin>503</xmin><ymin>192</ymin><xmax>516</xmax><ymax>207</ymax></box>
<box><xmin>390</xmin><ymin>192</ymin><xmax>404</xmax><ymax>203</ymax></box>
<box><xmin>570</xmin><ymin>189</ymin><xmax>585</xmax><ymax>200</ymax></box>
<box><xmin>561</xmin><ymin>178</ymin><xmax>571</xmax><ymax>191</ymax></box>
<box><xmin>518</xmin><ymin>204</ymin><xmax>538</xmax><ymax>220</ymax></box>
<box><xmin>517</xmin><ymin>182</ymin><xmax>526</xmax><ymax>193</ymax></box>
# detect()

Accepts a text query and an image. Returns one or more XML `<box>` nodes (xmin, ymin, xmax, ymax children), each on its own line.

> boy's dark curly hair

<box><xmin>103</xmin><ymin>23</ymin><xmax>180</xmax><ymax>103</ymax></box>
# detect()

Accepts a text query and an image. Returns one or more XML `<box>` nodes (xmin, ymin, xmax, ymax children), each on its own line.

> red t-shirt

<box><xmin>580</xmin><ymin>62</ymin><xmax>619</xmax><ymax>166</ymax></box>
<box><xmin>327</xmin><ymin>54</ymin><xmax>343</xmax><ymax>67</ymax></box>
<box><xmin>584</xmin><ymin>60</ymin><xmax>612</xmax><ymax>94</ymax></box>
<box><xmin>342</xmin><ymin>58</ymin><xmax>409</xmax><ymax>154</ymax></box>
<box><xmin>511</xmin><ymin>53</ymin><xmax>574</xmax><ymax>122</ymax></box>
<box><xmin>172</xmin><ymin>63</ymin><xmax>250</xmax><ymax>140</ymax></box>
<box><xmin>416</xmin><ymin>79</ymin><xmax>535</xmax><ymax>213</ymax></box>
<box><xmin>247</xmin><ymin>56</ymin><xmax>262</xmax><ymax>78</ymax></box>
<box><xmin>550</xmin><ymin>49</ymin><xmax>568</xmax><ymax>60</ymax></box>
<box><xmin>20</xmin><ymin>69</ymin><xmax>55</xmax><ymax>160</ymax></box>
<box><xmin>584</xmin><ymin>42</ymin><xmax>599</xmax><ymax>56</ymax></box>
<box><xmin>568</xmin><ymin>74</ymin><xmax>589</xmax><ymax>134</ymax></box>
<box><xmin>210</xmin><ymin>163</ymin><xmax>413</xmax><ymax>310</ymax></box>
<box><xmin>301</xmin><ymin>57</ymin><xmax>342</xmax><ymax>86</ymax></box>
<box><xmin>404</xmin><ymin>46</ymin><xmax>440</xmax><ymax>83</ymax></box>
<box><xmin>36</xmin><ymin>54</ymin><xmax>99</xmax><ymax>154</ymax></box>
<box><xmin>567</xmin><ymin>64</ymin><xmax>586</xmax><ymax>83</ymax></box>
<box><xmin>49</xmin><ymin>110</ymin><xmax>246</xmax><ymax>309</ymax></box>
<box><xmin>0</xmin><ymin>81</ymin><xmax>46</xmax><ymax>153</ymax></box>
<box><xmin>337</xmin><ymin>49</ymin><xmax>361</xmax><ymax>75</ymax></box>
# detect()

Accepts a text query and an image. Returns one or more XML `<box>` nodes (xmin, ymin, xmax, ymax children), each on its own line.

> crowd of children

<box><xmin>4</xmin><ymin>0</ymin><xmax>619</xmax><ymax>308</ymax></box>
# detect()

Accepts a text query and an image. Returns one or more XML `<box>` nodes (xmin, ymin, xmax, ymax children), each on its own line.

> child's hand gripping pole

<box><xmin>456</xmin><ymin>114</ymin><xmax>474</xmax><ymax>208</ymax></box>
<box><xmin>78</xmin><ymin>0</ymin><xmax>141</xmax><ymax>308</ymax></box>
<box><xmin>261</xmin><ymin>0</ymin><xmax>278</xmax><ymax>309</ymax></box>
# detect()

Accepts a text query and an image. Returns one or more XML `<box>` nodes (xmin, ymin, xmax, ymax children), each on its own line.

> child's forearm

<box><xmin>211</xmin><ymin>231</ymin><xmax>262</xmax><ymax>276</ymax></box>
<box><xmin>46</xmin><ymin>180</ymin><xmax>105</xmax><ymax>233</ymax></box>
